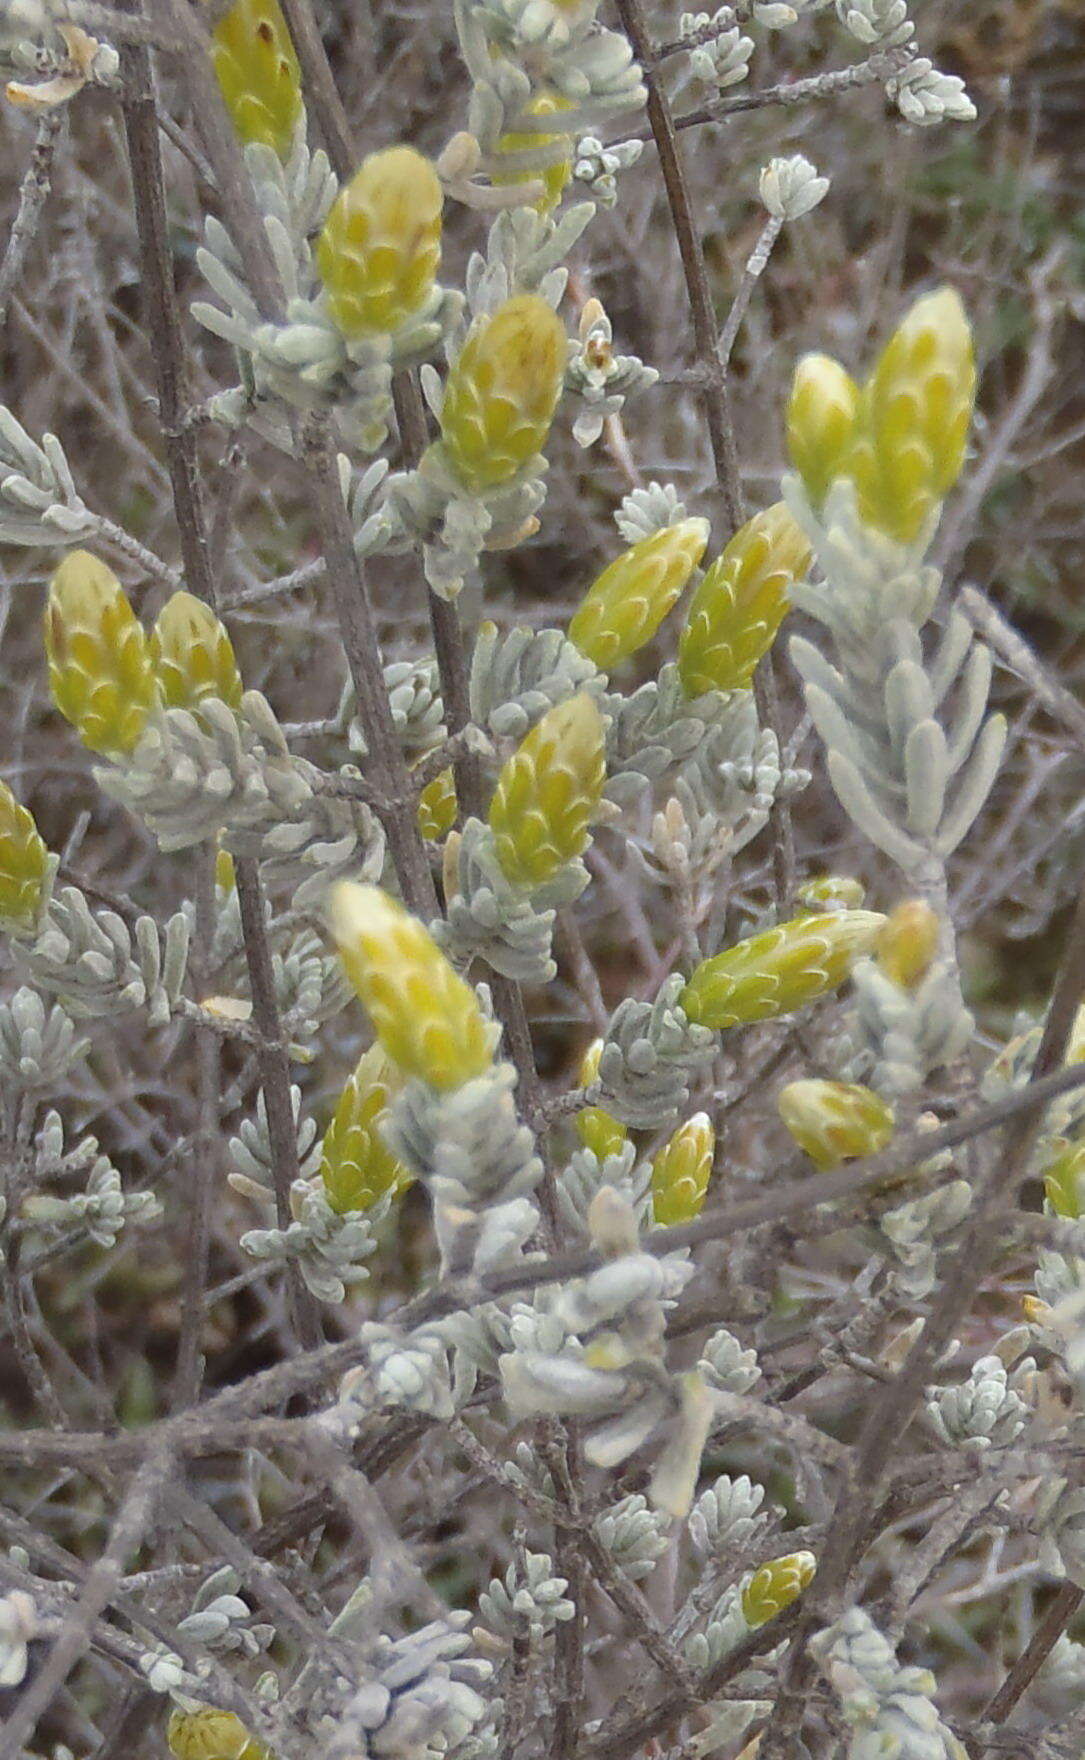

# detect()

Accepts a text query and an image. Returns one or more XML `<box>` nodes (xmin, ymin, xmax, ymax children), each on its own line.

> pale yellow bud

<box><xmin>330</xmin><ymin>883</ymin><xmax>495</xmax><ymax>1090</ymax></box>
<box><xmin>652</xmin><ymin>1112</ymin><xmax>714</xmax><ymax>1226</ymax></box>
<box><xmin>777</xmin><ymin>1079</ymin><xmax>895</xmax><ymax>1170</ymax></box>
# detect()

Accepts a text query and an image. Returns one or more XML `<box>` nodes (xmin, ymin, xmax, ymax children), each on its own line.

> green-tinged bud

<box><xmin>210</xmin><ymin>0</ymin><xmax>302</xmax><ymax>161</ymax></box>
<box><xmin>652</xmin><ymin>1111</ymin><xmax>714</xmax><ymax>1226</ymax></box>
<box><xmin>575</xmin><ymin>1038</ymin><xmax>628</xmax><ymax>1161</ymax></box>
<box><xmin>167</xmin><ymin>1707</ymin><xmax>268</xmax><ymax>1760</ymax></box>
<box><xmin>1044</xmin><ymin>1139</ymin><xmax>1085</xmax><ymax>1221</ymax></box>
<box><xmin>0</xmin><ymin>780</ymin><xmax>49</xmax><ymax>932</ymax></box>
<box><xmin>418</xmin><ymin>766</ymin><xmax>457</xmax><ymax>841</ymax></box>
<box><xmin>489</xmin><ymin>693</ymin><xmax>606</xmax><ymax>890</ymax></box>
<box><xmin>493</xmin><ymin>93</ymin><xmax>573</xmax><ymax>215</ymax></box>
<box><xmin>151</xmin><ymin>591</ymin><xmax>244</xmax><ymax>711</ymax></box>
<box><xmin>677</xmin><ymin>503</ymin><xmax>810</xmax><ymax>697</ymax></box>
<box><xmin>777</xmin><ymin>1079</ymin><xmax>895</xmax><ymax>1170</ymax></box>
<box><xmin>330</xmin><ymin>882</ymin><xmax>495</xmax><ymax>1090</ymax></box>
<box><xmin>876</xmin><ymin>898</ymin><xmax>941</xmax><ymax>990</ymax></box>
<box><xmin>741</xmin><ymin>1551</ymin><xmax>816</xmax><ymax>1629</ymax></box>
<box><xmin>851</xmin><ymin>287</ymin><xmax>976</xmax><ymax>545</ymax></box>
<box><xmin>317</xmin><ymin>146</ymin><xmax>443</xmax><ymax>339</ymax></box>
<box><xmin>439</xmin><ymin>293</ymin><xmax>567</xmax><ymax>492</ymax></box>
<box><xmin>680</xmin><ymin>910</ymin><xmax>886</xmax><ymax>1031</ymax></box>
<box><xmin>320</xmin><ymin>1044</ymin><xmax>411</xmax><ymax>1214</ymax></box>
<box><xmin>45</xmin><ymin>550</ymin><xmax>158</xmax><ymax>757</ymax></box>
<box><xmin>796</xmin><ymin>874</ymin><xmax>866</xmax><ymax>912</ymax></box>
<box><xmin>569</xmin><ymin>518</ymin><xmax>709</xmax><ymax>671</ymax></box>
<box><xmin>786</xmin><ymin>352</ymin><xmax>859</xmax><ymax>507</ymax></box>
<box><xmin>215</xmin><ymin>845</ymin><xmax>236</xmax><ymax>892</ymax></box>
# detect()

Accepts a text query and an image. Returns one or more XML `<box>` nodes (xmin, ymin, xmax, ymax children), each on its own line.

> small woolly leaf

<box><xmin>569</xmin><ymin>518</ymin><xmax>709</xmax><ymax>671</ymax></box>
<box><xmin>45</xmin><ymin>550</ymin><xmax>158</xmax><ymax>757</ymax></box>
<box><xmin>681</xmin><ymin>910</ymin><xmax>886</xmax><ymax>1031</ymax></box>
<box><xmin>489</xmin><ymin>692</ymin><xmax>606</xmax><ymax>890</ymax></box>
<box><xmin>330</xmin><ymin>883</ymin><xmax>496</xmax><ymax>1090</ymax></box>
<box><xmin>493</xmin><ymin>93</ymin><xmax>573</xmax><ymax>214</ymax></box>
<box><xmin>317</xmin><ymin>146</ymin><xmax>443</xmax><ymax>339</ymax></box>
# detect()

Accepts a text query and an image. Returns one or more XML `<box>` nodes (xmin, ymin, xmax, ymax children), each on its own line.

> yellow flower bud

<box><xmin>151</xmin><ymin>591</ymin><xmax>244</xmax><ymax>711</ymax></box>
<box><xmin>439</xmin><ymin>294</ymin><xmax>567</xmax><ymax>492</ymax></box>
<box><xmin>575</xmin><ymin>1038</ymin><xmax>628</xmax><ymax>1161</ymax></box>
<box><xmin>741</xmin><ymin>1551</ymin><xmax>816</xmax><ymax>1629</ymax></box>
<box><xmin>786</xmin><ymin>352</ymin><xmax>859</xmax><ymax>507</ymax></box>
<box><xmin>569</xmin><ymin>518</ymin><xmax>709</xmax><ymax>671</ymax></box>
<box><xmin>876</xmin><ymin>899</ymin><xmax>941</xmax><ymax>990</ymax></box>
<box><xmin>320</xmin><ymin>1044</ymin><xmax>411</xmax><ymax>1214</ymax></box>
<box><xmin>1043</xmin><ymin>1139</ymin><xmax>1085</xmax><ymax>1221</ymax></box>
<box><xmin>330</xmin><ymin>882</ymin><xmax>495</xmax><ymax>1090</ymax></box>
<box><xmin>215</xmin><ymin>845</ymin><xmax>236</xmax><ymax>892</ymax></box>
<box><xmin>167</xmin><ymin>1707</ymin><xmax>267</xmax><ymax>1760</ymax></box>
<box><xmin>851</xmin><ymin>287</ymin><xmax>976</xmax><ymax>545</ymax></box>
<box><xmin>489</xmin><ymin>693</ymin><xmax>606</xmax><ymax>890</ymax></box>
<box><xmin>210</xmin><ymin>0</ymin><xmax>302</xmax><ymax>161</ymax></box>
<box><xmin>493</xmin><ymin>93</ymin><xmax>573</xmax><ymax>215</ymax></box>
<box><xmin>680</xmin><ymin>910</ymin><xmax>886</xmax><ymax>1031</ymax></box>
<box><xmin>796</xmin><ymin>874</ymin><xmax>866</xmax><ymax>912</ymax></box>
<box><xmin>777</xmin><ymin>1079</ymin><xmax>894</xmax><ymax>1170</ymax></box>
<box><xmin>317</xmin><ymin>146</ymin><xmax>444</xmax><ymax>340</ymax></box>
<box><xmin>0</xmin><ymin>780</ymin><xmax>50</xmax><ymax>933</ymax></box>
<box><xmin>677</xmin><ymin>503</ymin><xmax>810</xmax><ymax>697</ymax></box>
<box><xmin>45</xmin><ymin>550</ymin><xmax>158</xmax><ymax>757</ymax></box>
<box><xmin>417</xmin><ymin>766</ymin><xmax>458</xmax><ymax>841</ymax></box>
<box><xmin>652</xmin><ymin>1111</ymin><xmax>714</xmax><ymax>1226</ymax></box>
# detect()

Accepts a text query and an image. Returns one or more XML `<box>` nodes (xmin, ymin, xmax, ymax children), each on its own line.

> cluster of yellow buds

<box><xmin>777</xmin><ymin>1079</ymin><xmax>895</xmax><ymax>1170</ymax></box>
<box><xmin>330</xmin><ymin>882</ymin><xmax>496</xmax><ymax>1090</ymax></box>
<box><xmin>438</xmin><ymin>294</ymin><xmax>567</xmax><ymax>492</ymax></box>
<box><xmin>568</xmin><ymin>518</ymin><xmax>709</xmax><ymax>671</ymax></box>
<box><xmin>151</xmin><ymin>591</ymin><xmax>244</xmax><ymax>712</ymax></box>
<box><xmin>651</xmin><ymin>1112</ymin><xmax>714</xmax><ymax>1226</ymax></box>
<box><xmin>680</xmin><ymin>909</ymin><xmax>886</xmax><ymax>1031</ymax></box>
<box><xmin>319</xmin><ymin>1044</ymin><xmax>411</xmax><ymax>1215</ymax></box>
<box><xmin>740</xmin><ymin>1551</ymin><xmax>816</xmax><ymax>1629</ymax></box>
<box><xmin>492</xmin><ymin>93</ymin><xmax>573</xmax><ymax>215</ymax></box>
<box><xmin>677</xmin><ymin>503</ymin><xmax>810</xmax><ymax>698</ymax></box>
<box><xmin>0</xmin><ymin>780</ymin><xmax>50</xmax><ymax>933</ymax></box>
<box><xmin>876</xmin><ymin>898</ymin><xmax>941</xmax><ymax>990</ymax></box>
<box><xmin>167</xmin><ymin>1706</ymin><xmax>268</xmax><ymax>1760</ymax></box>
<box><xmin>317</xmin><ymin>146</ymin><xmax>444</xmax><ymax>341</ymax></box>
<box><xmin>786</xmin><ymin>287</ymin><xmax>976</xmax><ymax>545</ymax></box>
<box><xmin>209</xmin><ymin>0</ymin><xmax>302</xmax><ymax>161</ymax></box>
<box><xmin>45</xmin><ymin>555</ymin><xmax>249</xmax><ymax>759</ymax></box>
<box><xmin>488</xmin><ymin>693</ymin><xmax>606</xmax><ymax>890</ymax></box>
<box><xmin>45</xmin><ymin>551</ymin><xmax>158</xmax><ymax>758</ymax></box>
